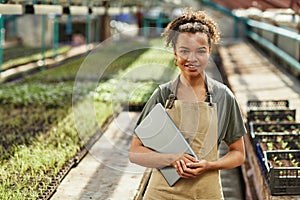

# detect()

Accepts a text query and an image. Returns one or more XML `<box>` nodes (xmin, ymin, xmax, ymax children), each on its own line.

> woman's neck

<box><xmin>180</xmin><ymin>73</ymin><xmax>206</xmax><ymax>88</ymax></box>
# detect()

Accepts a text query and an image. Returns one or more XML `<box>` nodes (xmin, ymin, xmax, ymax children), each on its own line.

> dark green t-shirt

<box><xmin>135</xmin><ymin>75</ymin><xmax>247</xmax><ymax>146</ymax></box>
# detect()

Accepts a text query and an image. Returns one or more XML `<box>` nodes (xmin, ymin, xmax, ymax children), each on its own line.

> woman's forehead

<box><xmin>176</xmin><ymin>32</ymin><xmax>209</xmax><ymax>47</ymax></box>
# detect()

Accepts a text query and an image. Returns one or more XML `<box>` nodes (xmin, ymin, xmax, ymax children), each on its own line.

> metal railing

<box><xmin>200</xmin><ymin>0</ymin><xmax>300</xmax><ymax>76</ymax></box>
<box><xmin>245</xmin><ymin>19</ymin><xmax>300</xmax><ymax>73</ymax></box>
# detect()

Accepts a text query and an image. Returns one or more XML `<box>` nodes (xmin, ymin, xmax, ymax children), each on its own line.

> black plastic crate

<box><xmin>254</xmin><ymin>133</ymin><xmax>300</xmax><ymax>176</ymax></box>
<box><xmin>263</xmin><ymin>150</ymin><xmax>300</xmax><ymax>195</ymax></box>
<box><xmin>247</xmin><ymin>109</ymin><xmax>296</xmax><ymax>122</ymax></box>
<box><xmin>254</xmin><ymin>133</ymin><xmax>300</xmax><ymax>178</ymax></box>
<box><xmin>249</xmin><ymin>122</ymin><xmax>300</xmax><ymax>139</ymax></box>
<box><xmin>247</xmin><ymin>99</ymin><xmax>289</xmax><ymax>111</ymax></box>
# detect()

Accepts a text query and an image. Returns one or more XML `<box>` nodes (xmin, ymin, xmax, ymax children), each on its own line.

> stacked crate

<box><xmin>247</xmin><ymin>100</ymin><xmax>300</xmax><ymax>195</ymax></box>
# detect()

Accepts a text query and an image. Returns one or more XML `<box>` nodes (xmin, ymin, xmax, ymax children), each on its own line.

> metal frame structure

<box><xmin>200</xmin><ymin>0</ymin><xmax>300</xmax><ymax>76</ymax></box>
<box><xmin>0</xmin><ymin>0</ymin><xmax>140</xmax><ymax>72</ymax></box>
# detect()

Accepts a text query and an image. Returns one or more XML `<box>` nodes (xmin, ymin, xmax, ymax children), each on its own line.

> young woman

<box><xmin>129</xmin><ymin>8</ymin><xmax>246</xmax><ymax>199</ymax></box>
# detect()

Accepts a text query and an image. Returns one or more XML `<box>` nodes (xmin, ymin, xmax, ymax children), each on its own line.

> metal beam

<box><xmin>34</xmin><ymin>4</ymin><xmax>62</xmax><ymax>15</ymax></box>
<box><xmin>69</xmin><ymin>6</ymin><xmax>88</xmax><ymax>15</ymax></box>
<box><xmin>0</xmin><ymin>15</ymin><xmax>3</xmax><ymax>73</ymax></box>
<box><xmin>247</xmin><ymin>31</ymin><xmax>300</xmax><ymax>73</ymax></box>
<box><xmin>0</xmin><ymin>4</ymin><xmax>23</xmax><ymax>15</ymax></box>
<box><xmin>0</xmin><ymin>3</ymin><xmax>136</xmax><ymax>16</ymax></box>
<box><xmin>246</xmin><ymin>19</ymin><xmax>300</xmax><ymax>42</ymax></box>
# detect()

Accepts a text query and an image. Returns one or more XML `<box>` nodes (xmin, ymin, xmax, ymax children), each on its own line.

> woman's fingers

<box><xmin>175</xmin><ymin>159</ymin><xmax>210</xmax><ymax>179</ymax></box>
<box><xmin>175</xmin><ymin>160</ymin><xmax>197</xmax><ymax>178</ymax></box>
<box><xmin>171</xmin><ymin>153</ymin><xmax>197</xmax><ymax>168</ymax></box>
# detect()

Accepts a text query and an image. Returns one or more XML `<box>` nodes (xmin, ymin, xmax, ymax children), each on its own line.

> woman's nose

<box><xmin>187</xmin><ymin>52</ymin><xmax>197</xmax><ymax>61</ymax></box>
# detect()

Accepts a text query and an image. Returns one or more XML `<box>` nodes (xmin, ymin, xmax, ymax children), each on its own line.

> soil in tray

<box><xmin>265</xmin><ymin>150</ymin><xmax>300</xmax><ymax>170</ymax></box>
<box><xmin>268</xmin><ymin>158</ymin><xmax>300</xmax><ymax>168</ymax></box>
<box><xmin>247</xmin><ymin>108</ymin><xmax>296</xmax><ymax>121</ymax></box>
<box><xmin>259</xmin><ymin>142</ymin><xmax>299</xmax><ymax>151</ymax></box>
<box><xmin>253</xmin><ymin>123</ymin><xmax>300</xmax><ymax>133</ymax></box>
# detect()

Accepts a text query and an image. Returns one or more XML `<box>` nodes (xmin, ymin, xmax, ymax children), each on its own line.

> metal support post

<box><xmin>143</xmin><ymin>18</ymin><xmax>149</xmax><ymax>37</ymax></box>
<box><xmin>95</xmin><ymin>15</ymin><xmax>100</xmax><ymax>43</ymax></box>
<box><xmin>156</xmin><ymin>12</ymin><xmax>162</xmax><ymax>35</ymax></box>
<box><xmin>86</xmin><ymin>14</ymin><xmax>91</xmax><ymax>44</ymax></box>
<box><xmin>41</xmin><ymin>14</ymin><xmax>46</xmax><ymax>69</ymax></box>
<box><xmin>53</xmin><ymin>15</ymin><xmax>59</xmax><ymax>58</ymax></box>
<box><xmin>66</xmin><ymin>15</ymin><xmax>72</xmax><ymax>44</ymax></box>
<box><xmin>53</xmin><ymin>0</ymin><xmax>59</xmax><ymax>58</ymax></box>
<box><xmin>234</xmin><ymin>17</ymin><xmax>239</xmax><ymax>38</ymax></box>
<box><xmin>12</xmin><ymin>16</ymin><xmax>17</xmax><ymax>38</ymax></box>
<box><xmin>0</xmin><ymin>14</ymin><xmax>3</xmax><ymax>73</ymax></box>
<box><xmin>86</xmin><ymin>0</ymin><xmax>91</xmax><ymax>44</ymax></box>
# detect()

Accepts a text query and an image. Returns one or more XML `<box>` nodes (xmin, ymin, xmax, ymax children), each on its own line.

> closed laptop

<box><xmin>134</xmin><ymin>103</ymin><xmax>197</xmax><ymax>186</ymax></box>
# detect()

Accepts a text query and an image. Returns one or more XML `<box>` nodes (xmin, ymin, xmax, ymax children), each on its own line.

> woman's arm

<box><xmin>207</xmin><ymin>136</ymin><xmax>245</xmax><ymax>170</ymax></box>
<box><xmin>175</xmin><ymin>137</ymin><xmax>245</xmax><ymax>178</ymax></box>
<box><xmin>129</xmin><ymin>135</ymin><xmax>197</xmax><ymax>168</ymax></box>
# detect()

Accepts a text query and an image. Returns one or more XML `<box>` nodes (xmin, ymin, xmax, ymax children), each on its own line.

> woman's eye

<box><xmin>198</xmin><ymin>50</ymin><xmax>207</xmax><ymax>54</ymax></box>
<box><xmin>180</xmin><ymin>50</ymin><xmax>189</xmax><ymax>54</ymax></box>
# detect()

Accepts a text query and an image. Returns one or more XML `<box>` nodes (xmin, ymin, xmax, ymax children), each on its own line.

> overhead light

<box><xmin>33</xmin><ymin>5</ymin><xmax>62</xmax><ymax>15</ymax></box>
<box><xmin>0</xmin><ymin>4</ymin><xmax>23</xmax><ymax>15</ymax></box>
<box><xmin>122</xmin><ymin>7</ymin><xmax>130</xmax><ymax>14</ymax></box>
<box><xmin>92</xmin><ymin>7</ymin><xmax>105</xmax><ymax>15</ymax></box>
<box><xmin>131</xmin><ymin>6</ymin><xmax>137</xmax><ymax>13</ymax></box>
<box><xmin>70</xmin><ymin>6</ymin><xmax>88</xmax><ymax>15</ymax></box>
<box><xmin>108</xmin><ymin>7</ymin><xmax>120</xmax><ymax>15</ymax></box>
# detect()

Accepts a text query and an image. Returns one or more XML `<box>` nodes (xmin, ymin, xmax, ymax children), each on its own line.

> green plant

<box><xmin>0</xmin><ymin>37</ymin><xmax>177</xmax><ymax>198</ymax></box>
<box><xmin>2</xmin><ymin>46</ymin><xmax>71</xmax><ymax>71</ymax></box>
<box><xmin>267</xmin><ymin>142</ymin><xmax>273</xmax><ymax>151</ymax></box>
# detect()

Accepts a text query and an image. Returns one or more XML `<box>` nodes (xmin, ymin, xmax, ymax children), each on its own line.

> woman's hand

<box><xmin>175</xmin><ymin>159</ymin><xmax>210</xmax><ymax>179</ymax></box>
<box><xmin>129</xmin><ymin>136</ymin><xmax>199</xmax><ymax>168</ymax></box>
<box><xmin>170</xmin><ymin>153</ymin><xmax>198</xmax><ymax>168</ymax></box>
<box><xmin>173</xmin><ymin>137</ymin><xmax>246</xmax><ymax>179</ymax></box>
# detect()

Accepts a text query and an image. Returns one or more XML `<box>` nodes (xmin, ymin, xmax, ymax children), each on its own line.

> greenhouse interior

<box><xmin>0</xmin><ymin>0</ymin><xmax>300</xmax><ymax>199</ymax></box>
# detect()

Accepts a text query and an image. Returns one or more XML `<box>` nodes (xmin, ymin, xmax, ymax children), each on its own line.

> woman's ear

<box><xmin>174</xmin><ymin>49</ymin><xmax>178</xmax><ymax>57</ymax></box>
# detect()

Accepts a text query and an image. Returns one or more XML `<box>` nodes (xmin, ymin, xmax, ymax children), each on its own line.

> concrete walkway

<box><xmin>51</xmin><ymin>112</ymin><xmax>147</xmax><ymax>200</ymax></box>
<box><xmin>219</xmin><ymin>40</ymin><xmax>300</xmax><ymax>119</ymax></box>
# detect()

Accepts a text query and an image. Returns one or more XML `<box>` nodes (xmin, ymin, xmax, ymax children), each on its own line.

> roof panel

<box><xmin>211</xmin><ymin>0</ymin><xmax>300</xmax><ymax>11</ymax></box>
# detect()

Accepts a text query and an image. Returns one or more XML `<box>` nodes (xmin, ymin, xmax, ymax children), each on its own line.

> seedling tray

<box><xmin>249</xmin><ymin>122</ymin><xmax>300</xmax><ymax>139</ymax></box>
<box><xmin>254</xmin><ymin>133</ymin><xmax>300</xmax><ymax>177</ymax></box>
<box><xmin>263</xmin><ymin>150</ymin><xmax>300</xmax><ymax>195</ymax></box>
<box><xmin>247</xmin><ymin>99</ymin><xmax>289</xmax><ymax>111</ymax></box>
<box><xmin>258</xmin><ymin>134</ymin><xmax>300</xmax><ymax>151</ymax></box>
<box><xmin>247</xmin><ymin>109</ymin><xmax>296</xmax><ymax>122</ymax></box>
<box><xmin>258</xmin><ymin>136</ymin><xmax>300</xmax><ymax>151</ymax></box>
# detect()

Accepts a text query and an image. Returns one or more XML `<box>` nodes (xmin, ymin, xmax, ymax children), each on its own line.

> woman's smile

<box><xmin>184</xmin><ymin>63</ymin><xmax>200</xmax><ymax>70</ymax></box>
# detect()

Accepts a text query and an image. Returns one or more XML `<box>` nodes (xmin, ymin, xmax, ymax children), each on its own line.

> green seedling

<box><xmin>267</xmin><ymin>142</ymin><xmax>273</xmax><ymax>151</ymax></box>
<box><xmin>281</xmin><ymin>141</ymin><xmax>289</xmax><ymax>149</ymax></box>
<box><xmin>286</xmin><ymin>115</ymin><xmax>294</xmax><ymax>121</ymax></box>
<box><xmin>291</xmin><ymin>159</ymin><xmax>299</xmax><ymax>167</ymax></box>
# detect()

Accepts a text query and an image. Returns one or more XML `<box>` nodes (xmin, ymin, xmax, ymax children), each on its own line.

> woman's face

<box><xmin>174</xmin><ymin>32</ymin><xmax>211</xmax><ymax>78</ymax></box>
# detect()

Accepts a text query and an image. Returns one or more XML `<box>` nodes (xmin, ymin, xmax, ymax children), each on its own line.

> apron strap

<box><xmin>205</xmin><ymin>76</ymin><xmax>213</xmax><ymax>106</ymax></box>
<box><xmin>165</xmin><ymin>75</ymin><xmax>180</xmax><ymax>109</ymax></box>
<box><xmin>166</xmin><ymin>74</ymin><xmax>213</xmax><ymax>108</ymax></box>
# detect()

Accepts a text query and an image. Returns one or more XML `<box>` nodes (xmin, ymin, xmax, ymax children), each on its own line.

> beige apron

<box><xmin>143</xmin><ymin>78</ymin><xmax>223</xmax><ymax>200</ymax></box>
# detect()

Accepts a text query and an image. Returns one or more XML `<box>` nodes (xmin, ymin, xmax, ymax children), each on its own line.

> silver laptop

<box><xmin>134</xmin><ymin>103</ymin><xmax>198</xmax><ymax>186</ymax></box>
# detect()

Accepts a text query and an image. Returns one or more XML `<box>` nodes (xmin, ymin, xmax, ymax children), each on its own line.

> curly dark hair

<box><xmin>162</xmin><ymin>8</ymin><xmax>220</xmax><ymax>49</ymax></box>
